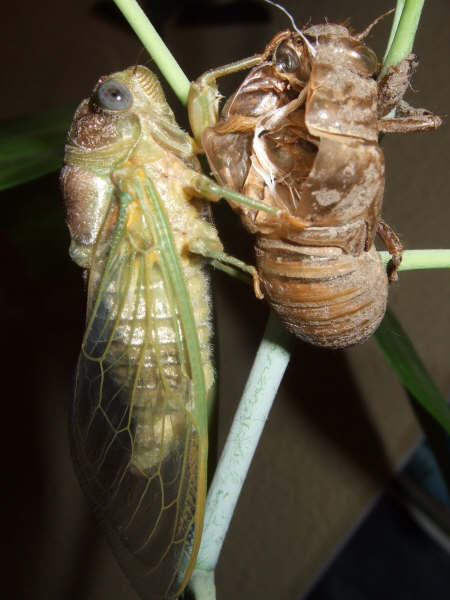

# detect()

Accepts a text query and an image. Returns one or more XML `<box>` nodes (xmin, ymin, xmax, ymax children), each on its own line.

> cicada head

<box><xmin>65</xmin><ymin>67</ymin><xmax>163</xmax><ymax>167</ymax></box>
<box><xmin>267</xmin><ymin>31</ymin><xmax>313</xmax><ymax>91</ymax></box>
<box><xmin>61</xmin><ymin>68</ymin><xmax>145</xmax><ymax>268</ymax></box>
<box><xmin>64</xmin><ymin>65</ymin><xmax>186</xmax><ymax>171</ymax></box>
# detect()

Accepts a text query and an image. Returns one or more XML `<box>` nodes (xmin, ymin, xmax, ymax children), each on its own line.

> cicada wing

<box><xmin>70</xmin><ymin>181</ymin><xmax>206</xmax><ymax>599</ymax></box>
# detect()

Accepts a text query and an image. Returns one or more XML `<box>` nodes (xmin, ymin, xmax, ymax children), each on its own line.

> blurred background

<box><xmin>1</xmin><ymin>1</ymin><xmax>449</xmax><ymax>598</ymax></box>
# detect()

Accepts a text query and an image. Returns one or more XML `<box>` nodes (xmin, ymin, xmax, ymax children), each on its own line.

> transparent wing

<box><xmin>70</xmin><ymin>177</ymin><xmax>207</xmax><ymax>599</ymax></box>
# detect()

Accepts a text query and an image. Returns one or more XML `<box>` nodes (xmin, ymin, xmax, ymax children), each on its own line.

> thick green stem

<box><xmin>379</xmin><ymin>249</ymin><xmax>450</xmax><ymax>271</ymax></box>
<box><xmin>189</xmin><ymin>570</ymin><xmax>216</xmax><ymax>600</ymax></box>
<box><xmin>113</xmin><ymin>0</ymin><xmax>190</xmax><ymax>103</ymax></box>
<box><xmin>194</xmin><ymin>314</ymin><xmax>293</xmax><ymax>577</ymax></box>
<box><xmin>380</xmin><ymin>0</ymin><xmax>425</xmax><ymax>79</ymax></box>
<box><xmin>383</xmin><ymin>0</ymin><xmax>405</xmax><ymax>61</ymax></box>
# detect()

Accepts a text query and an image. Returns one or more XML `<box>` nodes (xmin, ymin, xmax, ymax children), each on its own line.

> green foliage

<box><xmin>0</xmin><ymin>107</ymin><xmax>73</xmax><ymax>191</ymax></box>
<box><xmin>375</xmin><ymin>310</ymin><xmax>450</xmax><ymax>435</ymax></box>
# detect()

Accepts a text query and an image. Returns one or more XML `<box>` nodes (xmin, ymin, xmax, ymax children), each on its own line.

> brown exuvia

<box><xmin>188</xmin><ymin>21</ymin><xmax>441</xmax><ymax>348</ymax></box>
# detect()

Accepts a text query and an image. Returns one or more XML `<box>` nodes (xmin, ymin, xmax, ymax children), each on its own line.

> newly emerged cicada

<box><xmin>61</xmin><ymin>66</ymin><xmax>267</xmax><ymax>599</ymax></box>
<box><xmin>188</xmin><ymin>19</ymin><xmax>441</xmax><ymax>348</ymax></box>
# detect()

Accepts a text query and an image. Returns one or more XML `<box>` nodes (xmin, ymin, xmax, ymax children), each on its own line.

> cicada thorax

<box><xmin>202</xmin><ymin>26</ymin><xmax>390</xmax><ymax>348</ymax></box>
<box><xmin>62</xmin><ymin>66</ymin><xmax>216</xmax><ymax>599</ymax></box>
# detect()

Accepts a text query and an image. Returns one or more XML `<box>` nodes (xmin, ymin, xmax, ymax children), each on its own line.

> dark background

<box><xmin>1</xmin><ymin>1</ymin><xmax>449</xmax><ymax>598</ymax></box>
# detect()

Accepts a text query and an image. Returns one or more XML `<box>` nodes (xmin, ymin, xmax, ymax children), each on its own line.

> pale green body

<box><xmin>62</xmin><ymin>67</ymin><xmax>222</xmax><ymax>600</ymax></box>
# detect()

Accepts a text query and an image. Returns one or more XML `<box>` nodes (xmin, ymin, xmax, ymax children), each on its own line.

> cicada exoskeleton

<box><xmin>189</xmin><ymin>21</ymin><xmax>441</xmax><ymax>348</ymax></box>
<box><xmin>61</xmin><ymin>66</ymin><xmax>266</xmax><ymax>599</ymax></box>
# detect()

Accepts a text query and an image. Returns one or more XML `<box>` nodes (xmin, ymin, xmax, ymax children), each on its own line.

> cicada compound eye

<box><xmin>356</xmin><ymin>44</ymin><xmax>378</xmax><ymax>76</ymax></box>
<box><xmin>274</xmin><ymin>41</ymin><xmax>301</xmax><ymax>73</ymax></box>
<box><xmin>94</xmin><ymin>79</ymin><xmax>133</xmax><ymax>111</ymax></box>
<box><xmin>346</xmin><ymin>41</ymin><xmax>379</xmax><ymax>76</ymax></box>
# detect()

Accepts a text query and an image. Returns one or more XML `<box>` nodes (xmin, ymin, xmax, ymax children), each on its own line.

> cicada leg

<box><xmin>377</xmin><ymin>56</ymin><xmax>442</xmax><ymax>132</ymax></box>
<box><xmin>378</xmin><ymin>101</ymin><xmax>442</xmax><ymax>133</ymax></box>
<box><xmin>377</xmin><ymin>219</ymin><xmax>403</xmax><ymax>282</ymax></box>
<box><xmin>188</xmin><ymin>170</ymin><xmax>311</xmax><ymax>230</ymax></box>
<box><xmin>188</xmin><ymin>54</ymin><xmax>264</xmax><ymax>145</ymax></box>
<box><xmin>188</xmin><ymin>236</ymin><xmax>263</xmax><ymax>299</ymax></box>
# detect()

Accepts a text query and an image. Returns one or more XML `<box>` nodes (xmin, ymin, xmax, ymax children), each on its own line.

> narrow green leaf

<box><xmin>0</xmin><ymin>106</ymin><xmax>74</xmax><ymax>190</ymax></box>
<box><xmin>375</xmin><ymin>309</ymin><xmax>450</xmax><ymax>435</ymax></box>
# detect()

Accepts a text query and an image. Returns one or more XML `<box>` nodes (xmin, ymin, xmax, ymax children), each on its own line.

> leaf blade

<box><xmin>0</xmin><ymin>106</ymin><xmax>74</xmax><ymax>190</ymax></box>
<box><xmin>375</xmin><ymin>309</ymin><xmax>450</xmax><ymax>435</ymax></box>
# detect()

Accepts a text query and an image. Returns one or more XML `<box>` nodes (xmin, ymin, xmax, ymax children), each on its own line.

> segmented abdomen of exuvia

<box><xmin>255</xmin><ymin>239</ymin><xmax>388</xmax><ymax>348</ymax></box>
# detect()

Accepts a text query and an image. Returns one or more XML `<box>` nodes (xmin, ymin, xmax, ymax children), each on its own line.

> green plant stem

<box><xmin>112</xmin><ymin>0</ymin><xmax>190</xmax><ymax>103</ymax></box>
<box><xmin>383</xmin><ymin>0</ymin><xmax>405</xmax><ymax>61</ymax></box>
<box><xmin>193</xmin><ymin>313</ymin><xmax>293</xmax><ymax>578</ymax></box>
<box><xmin>380</xmin><ymin>0</ymin><xmax>425</xmax><ymax>79</ymax></box>
<box><xmin>379</xmin><ymin>249</ymin><xmax>450</xmax><ymax>271</ymax></box>
<box><xmin>189</xmin><ymin>570</ymin><xmax>216</xmax><ymax>600</ymax></box>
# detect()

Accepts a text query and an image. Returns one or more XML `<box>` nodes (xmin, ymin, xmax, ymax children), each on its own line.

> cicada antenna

<box><xmin>132</xmin><ymin>47</ymin><xmax>148</xmax><ymax>71</ymax></box>
<box><xmin>354</xmin><ymin>8</ymin><xmax>395</xmax><ymax>40</ymax></box>
<box><xmin>263</xmin><ymin>0</ymin><xmax>317</xmax><ymax>56</ymax></box>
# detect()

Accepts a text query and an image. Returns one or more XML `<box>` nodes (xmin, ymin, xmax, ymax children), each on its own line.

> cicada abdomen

<box><xmin>61</xmin><ymin>66</ymin><xmax>225</xmax><ymax>599</ymax></box>
<box><xmin>254</xmin><ymin>240</ymin><xmax>387</xmax><ymax>347</ymax></box>
<box><xmin>191</xmin><ymin>24</ymin><xmax>440</xmax><ymax>348</ymax></box>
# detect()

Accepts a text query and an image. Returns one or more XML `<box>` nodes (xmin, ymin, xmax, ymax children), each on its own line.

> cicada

<box><xmin>61</xmin><ymin>66</ymin><xmax>268</xmax><ymax>599</ymax></box>
<box><xmin>188</xmin><ymin>20</ymin><xmax>441</xmax><ymax>348</ymax></box>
